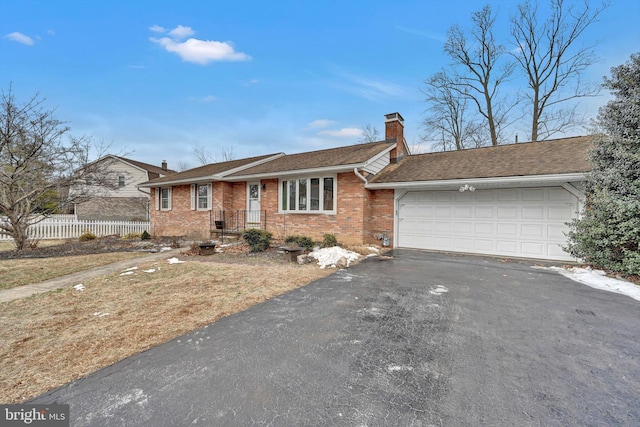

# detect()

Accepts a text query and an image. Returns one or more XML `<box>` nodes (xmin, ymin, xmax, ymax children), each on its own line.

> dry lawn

<box><xmin>0</xmin><ymin>256</ymin><xmax>333</xmax><ymax>403</ymax></box>
<box><xmin>0</xmin><ymin>252</ymin><xmax>146</xmax><ymax>290</ymax></box>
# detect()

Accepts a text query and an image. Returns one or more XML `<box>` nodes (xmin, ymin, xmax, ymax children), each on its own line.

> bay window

<box><xmin>281</xmin><ymin>176</ymin><xmax>335</xmax><ymax>213</ymax></box>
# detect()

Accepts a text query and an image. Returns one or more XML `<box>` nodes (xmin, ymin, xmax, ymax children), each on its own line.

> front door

<box><xmin>247</xmin><ymin>182</ymin><xmax>261</xmax><ymax>226</ymax></box>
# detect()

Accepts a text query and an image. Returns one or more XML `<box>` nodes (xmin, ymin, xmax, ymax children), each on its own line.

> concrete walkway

<box><xmin>0</xmin><ymin>248</ymin><xmax>183</xmax><ymax>303</ymax></box>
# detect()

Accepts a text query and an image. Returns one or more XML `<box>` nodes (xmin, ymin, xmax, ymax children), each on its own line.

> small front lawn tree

<box><xmin>0</xmin><ymin>86</ymin><xmax>114</xmax><ymax>250</ymax></box>
<box><xmin>565</xmin><ymin>53</ymin><xmax>640</xmax><ymax>275</ymax></box>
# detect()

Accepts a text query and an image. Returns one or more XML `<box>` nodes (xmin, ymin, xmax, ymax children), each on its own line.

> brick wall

<box><xmin>365</xmin><ymin>189</ymin><xmax>394</xmax><ymax>247</ymax></box>
<box><xmin>150</xmin><ymin>174</ymin><xmax>396</xmax><ymax>247</ymax></box>
<box><xmin>262</xmin><ymin>173</ymin><xmax>368</xmax><ymax>245</ymax></box>
<box><xmin>151</xmin><ymin>185</ymin><xmax>211</xmax><ymax>239</ymax></box>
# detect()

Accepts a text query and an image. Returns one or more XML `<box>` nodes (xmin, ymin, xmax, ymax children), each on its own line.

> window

<box><xmin>190</xmin><ymin>183</ymin><xmax>212</xmax><ymax>211</ymax></box>
<box><xmin>280</xmin><ymin>176</ymin><xmax>335</xmax><ymax>213</ymax></box>
<box><xmin>118</xmin><ymin>175</ymin><xmax>125</xmax><ymax>187</ymax></box>
<box><xmin>160</xmin><ymin>188</ymin><xmax>171</xmax><ymax>210</ymax></box>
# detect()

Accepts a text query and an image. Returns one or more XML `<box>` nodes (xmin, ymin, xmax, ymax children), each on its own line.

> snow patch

<box><xmin>73</xmin><ymin>284</ymin><xmax>85</xmax><ymax>291</ymax></box>
<box><xmin>308</xmin><ymin>247</ymin><xmax>360</xmax><ymax>269</ymax></box>
<box><xmin>142</xmin><ymin>269</ymin><xmax>156</xmax><ymax>273</ymax></box>
<box><xmin>160</xmin><ymin>247</ymin><xmax>173</xmax><ymax>252</ymax></box>
<box><xmin>167</xmin><ymin>257</ymin><xmax>185</xmax><ymax>264</ymax></box>
<box><xmin>387</xmin><ymin>365</ymin><xmax>414</xmax><ymax>372</ymax></box>
<box><xmin>538</xmin><ymin>266</ymin><xmax>640</xmax><ymax>302</ymax></box>
<box><xmin>122</xmin><ymin>266</ymin><xmax>138</xmax><ymax>272</ymax></box>
<box><xmin>93</xmin><ymin>311</ymin><xmax>109</xmax><ymax>317</ymax></box>
<box><xmin>120</xmin><ymin>271</ymin><xmax>135</xmax><ymax>276</ymax></box>
<box><xmin>429</xmin><ymin>285</ymin><xmax>449</xmax><ymax>295</ymax></box>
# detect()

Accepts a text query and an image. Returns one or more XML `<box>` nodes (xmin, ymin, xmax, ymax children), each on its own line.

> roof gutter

<box><xmin>365</xmin><ymin>172</ymin><xmax>588</xmax><ymax>190</ymax></box>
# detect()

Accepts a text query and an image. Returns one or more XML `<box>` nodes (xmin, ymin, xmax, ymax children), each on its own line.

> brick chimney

<box><xmin>385</xmin><ymin>112</ymin><xmax>405</xmax><ymax>163</ymax></box>
<box><xmin>161</xmin><ymin>160</ymin><xmax>168</xmax><ymax>171</ymax></box>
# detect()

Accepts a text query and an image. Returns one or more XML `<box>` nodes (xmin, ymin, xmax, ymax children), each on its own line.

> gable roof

<box><xmin>114</xmin><ymin>156</ymin><xmax>177</xmax><ymax>179</ymax></box>
<box><xmin>368</xmin><ymin>136</ymin><xmax>593</xmax><ymax>186</ymax></box>
<box><xmin>140</xmin><ymin>153</ymin><xmax>283</xmax><ymax>187</ymax></box>
<box><xmin>227</xmin><ymin>140</ymin><xmax>395</xmax><ymax>178</ymax></box>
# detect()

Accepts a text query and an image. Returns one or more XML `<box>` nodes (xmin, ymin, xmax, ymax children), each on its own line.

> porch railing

<box><xmin>211</xmin><ymin>210</ymin><xmax>266</xmax><ymax>233</ymax></box>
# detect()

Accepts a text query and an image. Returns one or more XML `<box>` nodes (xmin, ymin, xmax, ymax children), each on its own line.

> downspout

<box><xmin>354</xmin><ymin>167</ymin><xmax>368</xmax><ymax>185</ymax></box>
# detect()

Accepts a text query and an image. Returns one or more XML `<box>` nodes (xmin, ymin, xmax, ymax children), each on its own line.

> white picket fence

<box><xmin>0</xmin><ymin>215</ymin><xmax>150</xmax><ymax>241</ymax></box>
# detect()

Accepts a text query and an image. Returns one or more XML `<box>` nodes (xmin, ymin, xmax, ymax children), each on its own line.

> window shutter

<box><xmin>190</xmin><ymin>184</ymin><xmax>196</xmax><ymax>210</ymax></box>
<box><xmin>167</xmin><ymin>187</ymin><xmax>172</xmax><ymax>210</ymax></box>
<box><xmin>207</xmin><ymin>184</ymin><xmax>212</xmax><ymax>211</ymax></box>
<box><xmin>155</xmin><ymin>188</ymin><xmax>160</xmax><ymax>211</ymax></box>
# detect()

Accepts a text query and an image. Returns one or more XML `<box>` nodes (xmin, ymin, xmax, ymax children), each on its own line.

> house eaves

<box><xmin>365</xmin><ymin>172</ymin><xmax>588</xmax><ymax>191</ymax></box>
<box><xmin>138</xmin><ymin>153</ymin><xmax>284</xmax><ymax>188</ymax></box>
<box><xmin>226</xmin><ymin>163</ymin><xmax>368</xmax><ymax>181</ymax></box>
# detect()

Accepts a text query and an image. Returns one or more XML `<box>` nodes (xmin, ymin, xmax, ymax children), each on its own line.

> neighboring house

<box><xmin>75</xmin><ymin>156</ymin><xmax>176</xmax><ymax>221</ymax></box>
<box><xmin>140</xmin><ymin>113</ymin><xmax>592</xmax><ymax>261</ymax></box>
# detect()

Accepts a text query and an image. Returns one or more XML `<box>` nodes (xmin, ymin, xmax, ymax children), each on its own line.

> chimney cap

<box><xmin>385</xmin><ymin>112</ymin><xmax>404</xmax><ymax>123</ymax></box>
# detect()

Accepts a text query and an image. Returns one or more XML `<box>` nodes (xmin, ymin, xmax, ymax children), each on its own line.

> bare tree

<box><xmin>421</xmin><ymin>71</ymin><xmax>486</xmax><ymax>151</ymax></box>
<box><xmin>444</xmin><ymin>4</ymin><xmax>517</xmax><ymax>146</ymax></box>
<box><xmin>359</xmin><ymin>124</ymin><xmax>380</xmax><ymax>143</ymax></box>
<box><xmin>192</xmin><ymin>145</ymin><xmax>235</xmax><ymax>165</ymax></box>
<box><xmin>221</xmin><ymin>145</ymin><xmax>235</xmax><ymax>162</ymax></box>
<box><xmin>0</xmin><ymin>86</ymin><xmax>114</xmax><ymax>250</ymax></box>
<box><xmin>511</xmin><ymin>0</ymin><xmax>608</xmax><ymax>141</ymax></box>
<box><xmin>192</xmin><ymin>145</ymin><xmax>215</xmax><ymax>165</ymax></box>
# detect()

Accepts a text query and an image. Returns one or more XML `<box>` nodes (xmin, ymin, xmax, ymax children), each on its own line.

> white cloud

<box><xmin>188</xmin><ymin>95</ymin><xmax>217</xmax><ymax>102</ymax></box>
<box><xmin>318</xmin><ymin>127</ymin><xmax>362</xmax><ymax>138</ymax></box>
<box><xmin>4</xmin><ymin>32</ymin><xmax>34</xmax><ymax>46</ymax></box>
<box><xmin>149</xmin><ymin>24</ymin><xmax>166</xmax><ymax>33</ymax></box>
<box><xmin>395</xmin><ymin>25</ymin><xmax>446</xmax><ymax>43</ymax></box>
<box><xmin>168</xmin><ymin>25</ymin><xmax>195</xmax><ymax>39</ymax></box>
<box><xmin>47</xmin><ymin>29</ymin><xmax>55</xmax><ymax>36</ymax></box>
<box><xmin>150</xmin><ymin>36</ymin><xmax>251</xmax><ymax>65</ymax></box>
<box><xmin>308</xmin><ymin>119</ymin><xmax>337</xmax><ymax>129</ymax></box>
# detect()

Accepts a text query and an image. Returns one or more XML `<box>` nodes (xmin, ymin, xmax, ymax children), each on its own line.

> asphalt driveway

<box><xmin>32</xmin><ymin>250</ymin><xmax>640</xmax><ymax>426</ymax></box>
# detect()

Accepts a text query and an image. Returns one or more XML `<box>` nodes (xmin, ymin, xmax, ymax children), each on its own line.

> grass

<box><xmin>0</xmin><ymin>252</ymin><xmax>146</xmax><ymax>290</ymax></box>
<box><xmin>0</xmin><ymin>240</ymin><xmax>66</xmax><ymax>252</ymax></box>
<box><xmin>0</xmin><ymin>256</ymin><xmax>334</xmax><ymax>403</ymax></box>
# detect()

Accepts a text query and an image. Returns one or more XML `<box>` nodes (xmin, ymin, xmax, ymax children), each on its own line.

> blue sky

<box><xmin>1</xmin><ymin>0</ymin><xmax>638</xmax><ymax>169</ymax></box>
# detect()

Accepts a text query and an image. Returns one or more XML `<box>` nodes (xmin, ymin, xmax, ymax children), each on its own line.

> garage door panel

<box><xmin>475</xmin><ymin>206</ymin><xmax>494</xmax><ymax>218</ymax></box>
<box><xmin>522</xmin><ymin>224</ymin><xmax>544</xmax><ymax>238</ymax></box>
<box><xmin>521</xmin><ymin>242</ymin><xmax>545</xmax><ymax>257</ymax></box>
<box><xmin>497</xmin><ymin>223</ymin><xmax>518</xmax><ymax>236</ymax></box>
<box><xmin>397</xmin><ymin>188</ymin><xmax>578</xmax><ymax>261</ymax></box>
<box><xmin>498</xmin><ymin>206</ymin><xmax>518</xmax><ymax>219</ymax></box>
<box><xmin>454</xmin><ymin>206</ymin><xmax>473</xmax><ymax>218</ymax></box>
<box><xmin>522</xmin><ymin>206</ymin><xmax>544</xmax><ymax>219</ymax></box>
<box><xmin>475</xmin><ymin>223</ymin><xmax>494</xmax><ymax>234</ymax></box>
<box><xmin>548</xmin><ymin>205</ymin><xmax>574</xmax><ymax>219</ymax></box>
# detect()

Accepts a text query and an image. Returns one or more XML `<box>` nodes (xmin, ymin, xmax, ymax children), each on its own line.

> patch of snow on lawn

<box><xmin>73</xmin><ymin>284</ymin><xmax>85</xmax><ymax>291</ymax></box>
<box><xmin>93</xmin><ymin>311</ymin><xmax>109</xmax><ymax>317</ymax></box>
<box><xmin>167</xmin><ymin>257</ymin><xmax>185</xmax><ymax>264</ymax></box>
<box><xmin>541</xmin><ymin>266</ymin><xmax>640</xmax><ymax>302</ymax></box>
<box><xmin>429</xmin><ymin>285</ymin><xmax>449</xmax><ymax>295</ymax></box>
<box><xmin>308</xmin><ymin>247</ymin><xmax>360</xmax><ymax>269</ymax></box>
<box><xmin>122</xmin><ymin>266</ymin><xmax>138</xmax><ymax>272</ymax></box>
<box><xmin>120</xmin><ymin>271</ymin><xmax>135</xmax><ymax>276</ymax></box>
<box><xmin>160</xmin><ymin>247</ymin><xmax>173</xmax><ymax>252</ymax></box>
<box><xmin>142</xmin><ymin>269</ymin><xmax>156</xmax><ymax>273</ymax></box>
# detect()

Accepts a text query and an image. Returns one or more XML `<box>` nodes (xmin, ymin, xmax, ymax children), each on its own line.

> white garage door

<box><xmin>397</xmin><ymin>187</ymin><xmax>579</xmax><ymax>261</ymax></box>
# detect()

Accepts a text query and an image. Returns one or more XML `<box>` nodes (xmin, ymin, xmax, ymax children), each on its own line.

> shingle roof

<box><xmin>115</xmin><ymin>156</ymin><xmax>177</xmax><ymax>176</ymax></box>
<box><xmin>369</xmin><ymin>135</ymin><xmax>593</xmax><ymax>184</ymax></box>
<box><xmin>227</xmin><ymin>140</ymin><xmax>395</xmax><ymax>177</ymax></box>
<box><xmin>143</xmin><ymin>153</ymin><xmax>282</xmax><ymax>185</ymax></box>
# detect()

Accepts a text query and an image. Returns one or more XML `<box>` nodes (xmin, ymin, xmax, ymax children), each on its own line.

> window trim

<box><xmin>190</xmin><ymin>183</ymin><xmax>212</xmax><ymax>211</ymax></box>
<box><xmin>118</xmin><ymin>175</ymin><xmax>125</xmax><ymax>188</ymax></box>
<box><xmin>279</xmin><ymin>174</ymin><xmax>336</xmax><ymax>214</ymax></box>
<box><xmin>157</xmin><ymin>187</ymin><xmax>172</xmax><ymax>211</ymax></box>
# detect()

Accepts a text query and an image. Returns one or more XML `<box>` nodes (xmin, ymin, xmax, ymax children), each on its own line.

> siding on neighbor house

<box><xmin>102</xmin><ymin>161</ymin><xmax>150</xmax><ymax>198</ymax></box>
<box><xmin>76</xmin><ymin>197</ymin><xmax>149</xmax><ymax>221</ymax></box>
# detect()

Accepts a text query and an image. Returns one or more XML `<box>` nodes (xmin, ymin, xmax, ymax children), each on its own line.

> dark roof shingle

<box><xmin>144</xmin><ymin>154</ymin><xmax>281</xmax><ymax>185</ymax></box>
<box><xmin>115</xmin><ymin>156</ymin><xmax>177</xmax><ymax>176</ymax></box>
<box><xmin>228</xmin><ymin>140</ymin><xmax>394</xmax><ymax>176</ymax></box>
<box><xmin>369</xmin><ymin>136</ymin><xmax>593</xmax><ymax>184</ymax></box>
